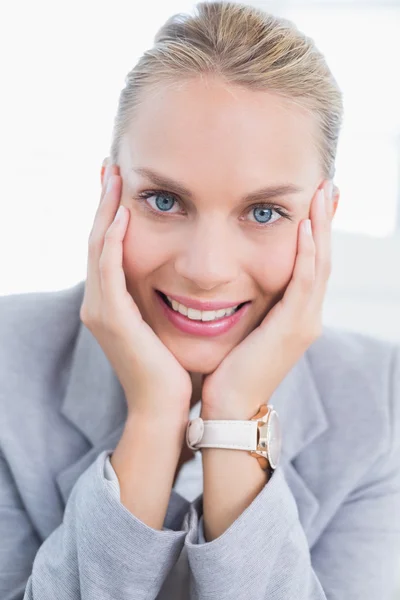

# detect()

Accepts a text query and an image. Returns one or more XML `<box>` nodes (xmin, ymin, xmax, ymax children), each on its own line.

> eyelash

<box><xmin>135</xmin><ymin>190</ymin><xmax>293</xmax><ymax>228</ymax></box>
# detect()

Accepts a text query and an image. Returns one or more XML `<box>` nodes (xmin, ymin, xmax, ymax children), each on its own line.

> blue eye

<box><xmin>142</xmin><ymin>191</ymin><xmax>179</xmax><ymax>213</ymax></box>
<box><xmin>250</xmin><ymin>205</ymin><xmax>282</xmax><ymax>225</ymax></box>
<box><xmin>136</xmin><ymin>190</ymin><xmax>291</xmax><ymax>226</ymax></box>
<box><xmin>154</xmin><ymin>193</ymin><xmax>176</xmax><ymax>212</ymax></box>
<box><xmin>154</xmin><ymin>194</ymin><xmax>175</xmax><ymax>212</ymax></box>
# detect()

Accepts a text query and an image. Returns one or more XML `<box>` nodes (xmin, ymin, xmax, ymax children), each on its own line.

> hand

<box><xmin>80</xmin><ymin>160</ymin><xmax>192</xmax><ymax>423</ymax></box>
<box><xmin>200</xmin><ymin>182</ymin><xmax>333</xmax><ymax>420</ymax></box>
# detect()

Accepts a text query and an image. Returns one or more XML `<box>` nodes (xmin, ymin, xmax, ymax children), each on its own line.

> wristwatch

<box><xmin>186</xmin><ymin>403</ymin><xmax>282</xmax><ymax>472</ymax></box>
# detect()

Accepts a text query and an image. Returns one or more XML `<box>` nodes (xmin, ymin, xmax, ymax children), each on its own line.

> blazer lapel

<box><xmin>269</xmin><ymin>352</ymin><xmax>329</xmax><ymax>536</ymax></box>
<box><xmin>270</xmin><ymin>352</ymin><xmax>328</xmax><ymax>464</ymax></box>
<box><xmin>56</xmin><ymin>321</ymin><xmax>128</xmax><ymax>504</ymax></box>
<box><xmin>60</xmin><ymin>321</ymin><xmax>128</xmax><ymax>447</ymax></box>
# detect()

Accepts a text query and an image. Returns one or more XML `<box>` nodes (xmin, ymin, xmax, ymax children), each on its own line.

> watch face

<box><xmin>267</xmin><ymin>410</ymin><xmax>282</xmax><ymax>469</ymax></box>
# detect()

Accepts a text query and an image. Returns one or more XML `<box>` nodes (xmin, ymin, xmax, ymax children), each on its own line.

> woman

<box><xmin>1</xmin><ymin>2</ymin><xmax>399</xmax><ymax>599</ymax></box>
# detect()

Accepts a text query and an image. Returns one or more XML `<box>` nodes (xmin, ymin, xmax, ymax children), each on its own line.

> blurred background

<box><xmin>1</xmin><ymin>0</ymin><xmax>399</xmax><ymax>594</ymax></box>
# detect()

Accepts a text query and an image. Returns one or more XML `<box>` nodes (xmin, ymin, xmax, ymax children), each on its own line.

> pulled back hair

<box><xmin>109</xmin><ymin>1</ymin><xmax>343</xmax><ymax>179</ymax></box>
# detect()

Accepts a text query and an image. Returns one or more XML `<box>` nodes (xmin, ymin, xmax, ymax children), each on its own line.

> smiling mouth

<box><xmin>156</xmin><ymin>290</ymin><xmax>249</xmax><ymax>314</ymax></box>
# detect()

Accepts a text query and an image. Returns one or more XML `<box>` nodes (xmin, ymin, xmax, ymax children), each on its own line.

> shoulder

<box><xmin>307</xmin><ymin>325</ymin><xmax>400</xmax><ymax>455</ymax></box>
<box><xmin>0</xmin><ymin>280</ymin><xmax>85</xmax><ymax>356</ymax></box>
<box><xmin>0</xmin><ymin>280</ymin><xmax>85</xmax><ymax>409</ymax></box>
<box><xmin>308</xmin><ymin>324</ymin><xmax>397</xmax><ymax>381</ymax></box>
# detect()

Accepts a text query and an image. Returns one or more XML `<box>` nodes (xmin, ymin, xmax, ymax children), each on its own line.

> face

<box><xmin>115</xmin><ymin>76</ymin><xmax>333</xmax><ymax>375</ymax></box>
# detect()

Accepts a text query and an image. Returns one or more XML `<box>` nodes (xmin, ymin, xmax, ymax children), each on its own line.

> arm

<box><xmin>0</xmin><ymin>414</ymin><xmax>188</xmax><ymax>600</ymax></box>
<box><xmin>110</xmin><ymin>413</ymin><xmax>187</xmax><ymax>530</ymax></box>
<box><xmin>201</xmin><ymin>445</ymin><xmax>270</xmax><ymax>541</ymax></box>
<box><xmin>184</xmin><ymin>348</ymin><xmax>400</xmax><ymax>600</ymax></box>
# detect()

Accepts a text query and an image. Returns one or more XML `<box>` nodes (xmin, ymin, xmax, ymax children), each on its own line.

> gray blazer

<box><xmin>1</xmin><ymin>280</ymin><xmax>400</xmax><ymax>600</ymax></box>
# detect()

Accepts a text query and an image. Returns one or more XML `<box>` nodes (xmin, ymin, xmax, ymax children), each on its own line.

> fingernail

<box><xmin>304</xmin><ymin>219</ymin><xmax>312</xmax><ymax>235</ymax></box>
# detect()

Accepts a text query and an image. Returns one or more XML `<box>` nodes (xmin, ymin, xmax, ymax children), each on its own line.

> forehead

<box><xmin>123</xmin><ymin>77</ymin><xmax>321</xmax><ymax>189</ymax></box>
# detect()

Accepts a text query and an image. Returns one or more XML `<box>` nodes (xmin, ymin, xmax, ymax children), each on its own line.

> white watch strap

<box><xmin>187</xmin><ymin>417</ymin><xmax>258</xmax><ymax>451</ymax></box>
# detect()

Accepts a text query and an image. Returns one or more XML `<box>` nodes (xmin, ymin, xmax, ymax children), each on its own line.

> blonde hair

<box><xmin>110</xmin><ymin>1</ymin><xmax>343</xmax><ymax>179</ymax></box>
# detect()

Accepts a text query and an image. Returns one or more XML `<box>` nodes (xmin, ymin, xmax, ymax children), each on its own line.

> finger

<box><xmin>86</xmin><ymin>174</ymin><xmax>122</xmax><ymax>305</ymax></box>
<box><xmin>281</xmin><ymin>216</ymin><xmax>316</xmax><ymax>320</ymax></box>
<box><xmin>310</xmin><ymin>185</ymin><xmax>332</xmax><ymax>307</ymax></box>
<box><xmin>99</xmin><ymin>204</ymin><xmax>131</xmax><ymax>319</ymax></box>
<box><xmin>99</xmin><ymin>163</ymin><xmax>119</xmax><ymax>207</ymax></box>
<box><xmin>90</xmin><ymin>174</ymin><xmax>122</xmax><ymax>256</ymax></box>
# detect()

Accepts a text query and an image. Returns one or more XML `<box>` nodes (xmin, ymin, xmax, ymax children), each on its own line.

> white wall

<box><xmin>323</xmin><ymin>232</ymin><xmax>400</xmax><ymax>343</ymax></box>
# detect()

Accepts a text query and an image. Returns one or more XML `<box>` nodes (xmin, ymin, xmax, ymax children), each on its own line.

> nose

<box><xmin>174</xmin><ymin>219</ymin><xmax>240</xmax><ymax>291</ymax></box>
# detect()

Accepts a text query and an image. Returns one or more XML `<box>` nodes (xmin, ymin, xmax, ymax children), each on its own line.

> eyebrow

<box><xmin>131</xmin><ymin>167</ymin><xmax>304</xmax><ymax>203</ymax></box>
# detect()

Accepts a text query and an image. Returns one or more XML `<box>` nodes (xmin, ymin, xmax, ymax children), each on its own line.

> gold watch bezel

<box><xmin>249</xmin><ymin>404</ymin><xmax>274</xmax><ymax>471</ymax></box>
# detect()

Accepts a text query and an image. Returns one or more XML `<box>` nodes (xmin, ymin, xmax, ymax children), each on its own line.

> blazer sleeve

<box><xmin>184</xmin><ymin>347</ymin><xmax>400</xmax><ymax>600</ymax></box>
<box><xmin>0</xmin><ymin>449</ymin><xmax>187</xmax><ymax>600</ymax></box>
<box><xmin>0</xmin><ymin>447</ymin><xmax>40</xmax><ymax>600</ymax></box>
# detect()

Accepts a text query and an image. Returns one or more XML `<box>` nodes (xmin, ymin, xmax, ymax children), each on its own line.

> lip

<box><xmin>156</xmin><ymin>289</ymin><xmax>249</xmax><ymax>311</ymax></box>
<box><xmin>155</xmin><ymin>290</ymin><xmax>252</xmax><ymax>337</ymax></box>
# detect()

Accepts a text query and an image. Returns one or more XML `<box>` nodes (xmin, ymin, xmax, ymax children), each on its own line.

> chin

<box><xmin>178</xmin><ymin>356</ymin><xmax>221</xmax><ymax>375</ymax></box>
<box><xmin>164</xmin><ymin>339</ymin><xmax>228</xmax><ymax>374</ymax></box>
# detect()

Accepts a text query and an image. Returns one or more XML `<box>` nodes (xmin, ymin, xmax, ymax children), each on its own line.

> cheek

<box><xmin>122</xmin><ymin>220</ymin><xmax>166</xmax><ymax>279</ymax></box>
<box><xmin>252</xmin><ymin>235</ymin><xmax>298</xmax><ymax>294</ymax></box>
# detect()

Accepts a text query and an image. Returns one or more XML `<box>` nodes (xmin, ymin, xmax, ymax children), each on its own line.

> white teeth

<box><xmin>167</xmin><ymin>295</ymin><xmax>239</xmax><ymax>321</ymax></box>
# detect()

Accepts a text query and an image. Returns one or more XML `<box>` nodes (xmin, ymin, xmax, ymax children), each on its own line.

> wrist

<box><xmin>111</xmin><ymin>409</ymin><xmax>188</xmax><ymax>529</ymax></box>
<box><xmin>125</xmin><ymin>408</ymin><xmax>188</xmax><ymax>442</ymax></box>
<box><xmin>200</xmin><ymin>404</ymin><xmax>261</xmax><ymax>421</ymax></box>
